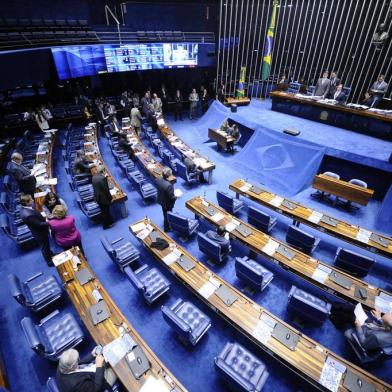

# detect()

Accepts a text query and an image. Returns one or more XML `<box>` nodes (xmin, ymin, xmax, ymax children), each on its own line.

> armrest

<box><xmin>162</xmin><ymin>306</ymin><xmax>190</xmax><ymax>333</ymax></box>
<box><xmin>21</xmin><ymin>317</ymin><xmax>41</xmax><ymax>349</ymax></box>
<box><xmin>382</xmin><ymin>346</ymin><xmax>392</xmax><ymax>356</ymax></box>
<box><xmin>40</xmin><ymin>309</ymin><xmax>60</xmax><ymax>324</ymax></box>
<box><xmin>25</xmin><ymin>272</ymin><xmax>43</xmax><ymax>283</ymax></box>
<box><xmin>124</xmin><ymin>266</ymin><xmax>144</xmax><ymax>291</ymax></box>
<box><xmin>111</xmin><ymin>237</ymin><xmax>124</xmax><ymax>245</ymax></box>
<box><xmin>29</xmin><ymin>290</ymin><xmax>58</xmax><ymax>306</ymax></box>
<box><xmin>170</xmin><ymin>298</ymin><xmax>184</xmax><ymax>312</ymax></box>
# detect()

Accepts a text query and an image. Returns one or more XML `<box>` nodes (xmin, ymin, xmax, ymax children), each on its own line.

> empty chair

<box><xmin>247</xmin><ymin>206</ymin><xmax>277</xmax><ymax>233</ymax></box>
<box><xmin>100</xmin><ymin>235</ymin><xmax>140</xmax><ymax>271</ymax></box>
<box><xmin>124</xmin><ymin>264</ymin><xmax>170</xmax><ymax>304</ymax></box>
<box><xmin>215</xmin><ymin>342</ymin><xmax>269</xmax><ymax>392</ymax></box>
<box><xmin>216</xmin><ymin>191</ymin><xmax>244</xmax><ymax>215</ymax></box>
<box><xmin>306</xmin><ymin>85</ymin><xmax>315</xmax><ymax>95</ymax></box>
<box><xmin>162</xmin><ymin>298</ymin><xmax>211</xmax><ymax>346</ymax></box>
<box><xmin>334</xmin><ymin>247</ymin><xmax>375</xmax><ymax>277</ymax></box>
<box><xmin>197</xmin><ymin>232</ymin><xmax>230</xmax><ymax>263</ymax></box>
<box><xmin>0</xmin><ymin>213</ymin><xmax>35</xmax><ymax>246</ymax></box>
<box><xmin>287</xmin><ymin>82</ymin><xmax>301</xmax><ymax>93</ymax></box>
<box><xmin>345</xmin><ymin>328</ymin><xmax>392</xmax><ymax>365</ymax></box>
<box><xmin>8</xmin><ymin>272</ymin><xmax>62</xmax><ymax>312</ymax></box>
<box><xmin>138</xmin><ymin>181</ymin><xmax>157</xmax><ymax>202</ymax></box>
<box><xmin>21</xmin><ymin>310</ymin><xmax>84</xmax><ymax>360</ymax></box>
<box><xmin>286</xmin><ymin>225</ymin><xmax>320</xmax><ymax>254</ymax></box>
<box><xmin>167</xmin><ymin>211</ymin><xmax>199</xmax><ymax>239</ymax></box>
<box><xmin>287</xmin><ymin>285</ymin><xmax>331</xmax><ymax>325</ymax></box>
<box><xmin>311</xmin><ymin>171</ymin><xmax>340</xmax><ymax>200</ymax></box>
<box><xmin>75</xmin><ymin>193</ymin><xmax>101</xmax><ymax>219</ymax></box>
<box><xmin>235</xmin><ymin>256</ymin><xmax>273</xmax><ymax>291</ymax></box>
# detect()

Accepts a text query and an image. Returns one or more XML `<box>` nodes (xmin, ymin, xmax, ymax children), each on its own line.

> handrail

<box><xmin>104</xmin><ymin>4</ymin><xmax>122</xmax><ymax>45</ymax></box>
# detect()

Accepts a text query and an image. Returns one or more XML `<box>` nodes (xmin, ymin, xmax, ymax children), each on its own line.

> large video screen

<box><xmin>52</xmin><ymin>43</ymin><xmax>201</xmax><ymax>80</ymax></box>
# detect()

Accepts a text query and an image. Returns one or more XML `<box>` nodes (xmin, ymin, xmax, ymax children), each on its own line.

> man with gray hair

<box><xmin>92</xmin><ymin>165</ymin><xmax>114</xmax><ymax>230</ymax></box>
<box><xmin>56</xmin><ymin>347</ymin><xmax>116</xmax><ymax>391</ymax></box>
<box><xmin>156</xmin><ymin>167</ymin><xmax>176</xmax><ymax>232</ymax></box>
<box><xmin>8</xmin><ymin>152</ymin><xmax>37</xmax><ymax>196</ymax></box>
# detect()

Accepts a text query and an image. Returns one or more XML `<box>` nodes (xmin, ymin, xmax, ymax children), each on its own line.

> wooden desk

<box><xmin>130</xmin><ymin>219</ymin><xmax>392</xmax><ymax>392</ymax></box>
<box><xmin>224</xmin><ymin>97</ymin><xmax>251</xmax><ymax>106</ymax></box>
<box><xmin>55</xmin><ymin>247</ymin><xmax>186</xmax><ymax>392</ymax></box>
<box><xmin>208</xmin><ymin>128</ymin><xmax>235</xmax><ymax>151</ymax></box>
<box><xmin>0</xmin><ymin>347</ymin><xmax>8</xmax><ymax>389</ymax></box>
<box><xmin>157</xmin><ymin>116</ymin><xmax>215</xmax><ymax>184</ymax></box>
<box><xmin>84</xmin><ymin>124</ymin><xmax>128</xmax><ymax>217</ymax></box>
<box><xmin>269</xmin><ymin>91</ymin><xmax>392</xmax><ymax>141</ymax></box>
<box><xmin>313</xmin><ymin>174</ymin><xmax>374</xmax><ymax>206</ymax></box>
<box><xmin>120</xmin><ymin>124</ymin><xmax>176</xmax><ymax>184</ymax></box>
<box><xmin>186</xmin><ymin>196</ymin><xmax>392</xmax><ymax>311</ymax></box>
<box><xmin>230</xmin><ymin>179</ymin><xmax>392</xmax><ymax>259</ymax></box>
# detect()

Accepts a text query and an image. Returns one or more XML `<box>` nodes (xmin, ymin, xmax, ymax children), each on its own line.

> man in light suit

<box><xmin>328</xmin><ymin>71</ymin><xmax>340</xmax><ymax>98</ymax></box>
<box><xmin>205</xmin><ymin>225</ymin><xmax>231</xmax><ymax>255</ymax></box>
<box><xmin>332</xmin><ymin>84</ymin><xmax>347</xmax><ymax>103</ymax></box>
<box><xmin>8</xmin><ymin>152</ymin><xmax>37</xmax><ymax>197</ymax></box>
<box><xmin>313</xmin><ymin>71</ymin><xmax>330</xmax><ymax>97</ymax></box>
<box><xmin>369</xmin><ymin>74</ymin><xmax>388</xmax><ymax>108</ymax></box>
<box><xmin>130</xmin><ymin>105</ymin><xmax>142</xmax><ymax>134</ymax></box>
<box><xmin>156</xmin><ymin>167</ymin><xmax>176</xmax><ymax>232</ymax></box>
<box><xmin>345</xmin><ymin>308</ymin><xmax>392</xmax><ymax>352</ymax></box>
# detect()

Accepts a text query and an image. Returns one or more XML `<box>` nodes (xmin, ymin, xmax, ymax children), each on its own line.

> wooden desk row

<box><xmin>54</xmin><ymin>247</ymin><xmax>186</xmax><ymax>392</ymax></box>
<box><xmin>312</xmin><ymin>174</ymin><xmax>374</xmax><ymax>206</ymax></box>
<box><xmin>230</xmin><ymin>179</ymin><xmax>391</xmax><ymax>259</ymax></box>
<box><xmin>224</xmin><ymin>97</ymin><xmax>251</xmax><ymax>106</ymax></box>
<box><xmin>208</xmin><ymin>128</ymin><xmax>235</xmax><ymax>151</ymax></box>
<box><xmin>83</xmin><ymin>124</ymin><xmax>128</xmax><ymax>217</ymax></box>
<box><xmin>130</xmin><ymin>219</ymin><xmax>392</xmax><ymax>392</ymax></box>
<box><xmin>157</xmin><ymin>116</ymin><xmax>216</xmax><ymax>184</ymax></box>
<box><xmin>186</xmin><ymin>196</ymin><xmax>392</xmax><ymax>312</ymax></box>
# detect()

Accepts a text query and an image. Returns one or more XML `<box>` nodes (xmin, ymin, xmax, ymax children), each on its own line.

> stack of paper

<box><xmin>356</xmin><ymin>228</ymin><xmax>372</xmax><ymax>244</ymax></box>
<box><xmin>131</xmin><ymin>222</ymin><xmax>146</xmax><ymax>233</ymax></box>
<box><xmin>252</xmin><ymin>313</ymin><xmax>276</xmax><ymax>344</ymax></box>
<box><xmin>308</xmin><ymin>210</ymin><xmax>323</xmax><ymax>224</ymax></box>
<box><xmin>139</xmin><ymin>376</ymin><xmax>171</xmax><ymax>392</ymax></box>
<box><xmin>270</xmin><ymin>196</ymin><xmax>284</xmax><ymax>207</ymax></box>
<box><xmin>103</xmin><ymin>334</ymin><xmax>136</xmax><ymax>367</ymax></box>
<box><xmin>312</xmin><ymin>264</ymin><xmax>332</xmax><ymax>284</ymax></box>
<box><xmin>211</xmin><ymin>212</ymin><xmax>225</xmax><ymax>222</ymax></box>
<box><xmin>319</xmin><ymin>356</ymin><xmax>346</xmax><ymax>392</ymax></box>
<box><xmin>262</xmin><ymin>239</ymin><xmax>280</xmax><ymax>256</ymax></box>
<box><xmin>225</xmin><ymin>222</ymin><xmax>238</xmax><ymax>232</ymax></box>
<box><xmin>137</xmin><ymin>226</ymin><xmax>153</xmax><ymax>240</ymax></box>
<box><xmin>162</xmin><ymin>252</ymin><xmax>179</xmax><ymax>266</ymax></box>
<box><xmin>53</xmin><ymin>250</ymin><xmax>74</xmax><ymax>266</ymax></box>
<box><xmin>109</xmin><ymin>187</ymin><xmax>118</xmax><ymax>196</ymax></box>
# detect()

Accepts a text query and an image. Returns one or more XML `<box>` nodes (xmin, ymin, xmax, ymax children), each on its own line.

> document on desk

<box><xmin>252</xmin><ymin>313</ymin><xmax>276</xmax><ymax>344</ymax></box>
<box><xmin>356</xmin><ymin>228</ymin><xmax>372</xmax><ymax>244</ymax></box>
<box><xmin>225</xmin><ymin>221</ymin><xmax>237</xmax><ymax>232</ymax></box>
<box><xmin>307</xmin><ymin>210</ymin><xmax>323</xmax><ymax>224</ymax></box>
<box><xmin>269</xmin><ymin>196</ymin><xmax>284</xmax><ymax>207</ymax></box>
<box><xmin>375</xmin><ymin>293</ymin><xmax>392</xmax><ymax>313</ymax></box>
<box><xmin>211</xmin><ymin>212</ymin><xmax>225</xmax><ymax>223</ymax></box>
<box><xmin>109</xmin><ymin>187</ymin><xmax>119</xmax><ymax>196</ymax></box>
<box><xmin>312</xmin><ymin>264</ymin><xmax>332</xmax><ymax>284</ymax></box>
<box><xmin>162</xmin><ymin>251</ymin><xmax>179</xmax><ymax>266</ymax></box>
<box><xmin>103</xmin><ymin>334</ymin><xmax>137</xmax><ymax>367</ymax></box>
<box><xmin>136</xmin><ymin>227</ymin><xmax>153</xmax><ymax>240</ymax></box>
<box><xmin>198</xmin><ymin>281</ymin><xmax>219</xmax><ymax>299</ymax></box>
<box><xmin>139</xmin><ymin>375</ymin><xmax>171</xmax><ymax>392</ymax></box>
<box><xmin>319</xmin><ymin>356</ymin><xmax>346</xmax><ymax>392</ymax></box>
<box><xmin>52</xmin><ymin>250</ymin><xmax>74</xmax><ymax>266</ymax></box>
<box><xmin>130</xmin><ymin>222</ymin><xmax>146</xmax><ymax>233</ymax></box>
<box><xmin>239</xmin><ymin>183</ymin><xmax>251</xmax><ymax>192</ymax></box>
<box><xmin>262</xmin><ymin>239</ymin><xmax>280</xmax><ymax>256</ymax></box>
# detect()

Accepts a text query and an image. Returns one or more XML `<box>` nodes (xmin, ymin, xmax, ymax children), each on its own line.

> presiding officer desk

<box><xmin>84</xmin><ymin>123</ymin><xmax>128</xmax><ymax>217</ymax></box>
<box><xmin>53</xmin><ymin>247</ymin><xmax>186</xmax><ymax>392</ymax></box>
<box><xmin>130</xmin><ymin>218</ymin><xmax>392</xmax><ymax>392</ymax></box>
<box><xmin>157</xmin><ymin>116</ymin><xmax>216</xmax><ymax>184</ymax></box>
<box><xmin>269</xmin><ymin>91</ymin><xmax>392</xmax><ymax>140</ymax></box>
<box><xmin>186</xmin><ymin>196</ymin><xmax>392</xmax><ymax>312</ymax></box>
<box><xmin>230</xmin><ymin>179</ymin><xmax>391</xmax><ymax>259</ymax></box>
<box><xmin>312</xmin><ymin>174</ymin><xmax>374</xmax><ymax>206</ymax></box>
<box><xmin>208</xmin><ymin>128</ymin><xmax>235</xmax><ymax>151</ymax></box>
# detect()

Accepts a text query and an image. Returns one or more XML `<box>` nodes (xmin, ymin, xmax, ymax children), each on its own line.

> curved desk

<box><xmin>130</xmin><ymin>219</ymin><xmax>392</xmax><ymax>392</ymax></box>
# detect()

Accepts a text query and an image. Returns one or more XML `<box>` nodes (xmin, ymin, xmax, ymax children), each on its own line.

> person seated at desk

<box><xmin>183</xmin><ymin>155</ymin><xmax>206</xmax><ymax>183</ymax></box>
<box><xmin>226</xmin><ymin>124</ymin><xmax>240</xmax><ymax>153</ymax></box>
<box><xmin>344</xmin><ymin>308</ymin><xmax>392</xmax><ymax>352</ymax></box>
<box><xmin>56</xmin><ymin>348</ymin><xmax>117</xmax><ymax>392</ymax></box>
<box><xmin>332</xmin><ymin>84</ymin><xmax>347</xmax><ymax>104</ymax></box>
<box><xmin>118</xmin><ymin>133</ymin><xmax>134</xmax><ymax>159</ymax></box>
<box><xmin>205</xmin><ymin>225</ymin><xmax>231</xmax><ymax>255</ymax></box>
<box><xmin>73</xmin><ymin>150</ymin><xmax>94</xmax><ymax>175</ymax></box>
<box><xmin>8</xmin><ymin>152</ymin><xmax>37</xmax><ymax>197</ymax></box>
<box><xmin>220</xmin><ymin>119</ymin><xmax>230</xmax><ymax>133</ymax></box>
<box><xmin>43</xmin><ymin>191</ymin><xmax>67</xmax><ymax>219</ymax></box>
<box><xmin>369</xmin><ymin>74</ymin><xmax>388</xmax><ymax>108</ymax></box>
<box><xmin>361</xmin><ymin>91</ymin><xmax>373</xmax><ymax>106</ymax></box>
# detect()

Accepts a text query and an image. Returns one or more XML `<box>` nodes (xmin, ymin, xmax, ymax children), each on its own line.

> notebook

<box><xmin>89</xmin><ymin>301</ymin><xmax>110</xmax><ymax>325</ymax></box>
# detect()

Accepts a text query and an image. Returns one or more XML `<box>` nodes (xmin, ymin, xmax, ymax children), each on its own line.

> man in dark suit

<box><xmin>118</xmin><ymin>133</ymin><xmax>134</xmax><ymax>159</ymax></box>
<box><xmin>332</xmin><ymin>84</ymin><xmax>347</xmax><ymax>103</ymax></box>
<box><xmin>156</xmin><ymin>167</ymin><xmax>176</xmax><ymax>232</ymax></box>
<box><xmin>56</xmin><ymin>348</ymin><xmax>116</xmax><ymax>392</ymax></box>
<box><xmin>92</xmin><ymin>166</ymin><xmax>114</xmax><ymax>230</ymax></box>
<box><xmin>183</xmin><ymin>156</ymin><xmax>206</xmax><ymax>183</ymax></box>
<box><xmin>140</xmin><ymin>92</ymin><xmax>151</xmax><ymax>116</ymax></box>
<box><xmin>8</xmin><ymin>152</ymin><xmax>37</xmax><ymax>196</ymax></box>
<box><xmin>205</xmin><ymin>225</ymin><xmax>231</xmax><ymax>255</ymax></box>
<box><xmin>369</xmin><ymin>74</ymin><xmax>388</xmax><ymax>107</ymax></box>
<box><xmin>73</xmin><ymin>150</ymin><xmax>94</xmax><ymax>175</ymax></box>
<box><xmin>345</xmin><ymin>308</ymin><xmax>392</xmax><ymax>352</ymax></box>
<box><xmin>327</xmin><ymin>71</ymin><xmax>340</xmax><ymax>98</ymax></box>
<box><xmin>313</xmin><ymin>71</ymin><xmax>330</xmax><ymax>97</ymax></box>
<box><xmin>19</xmin><ymin>194</ymin><xmax>53</xmax><ymax>266</ymax></box>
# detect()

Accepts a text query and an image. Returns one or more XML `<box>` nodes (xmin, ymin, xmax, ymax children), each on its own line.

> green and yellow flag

<box><xmin>236</xmin><ymin>66</ymin><xmax>246</xmax><ymax>97</ymax></box>
<box><xmin>261</xmin><ymin>0</ymin><xmax>279</xmax><ymax>81</ymax></box>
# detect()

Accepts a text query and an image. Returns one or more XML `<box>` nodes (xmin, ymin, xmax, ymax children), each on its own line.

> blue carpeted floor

<box><xmin>0</xmin><ymin>99</ymin><xmax>391</xmax><ymax>391</ymax></box>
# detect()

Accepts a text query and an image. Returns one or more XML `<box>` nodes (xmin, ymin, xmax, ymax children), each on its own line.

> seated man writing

<box><xmin>226</xmin><ymin>124</ymin><xmax>240</xmax><ymax>153</ymax></box>
<box><xmin>183</xmin><ymin>155</ymin><xmax>206</xmax><ymax>183</ymax></box>
<box><xmin>205</xmin><ymin>225</ymin><xmax>231</xmax><ymax>255</ymax></box>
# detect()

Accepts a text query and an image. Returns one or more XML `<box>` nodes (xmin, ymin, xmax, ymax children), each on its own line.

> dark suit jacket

<box><xmin>328</xmin><ymin>77</ymin><xmax>341</xmax><ymax>97</ymax></box>
<box><xmin>20</xmin><ymin>206</ymin><xmax>49</xmax><ymax>240</ymax></box>
<box><xmin>140</xmin><ymin>97</ymin><xmax>151</xmax><ymax>115</ymax></box>
<box><xmin>355</xmin><ymin>324</ymin><xmax>392</xmax><ymax>351</ymax></box>
<box><xmin>205</xmin><ymin>230</ymin><xmax>230</xmax><ymax>254</ymax></box>
<box><xmin>156</xmin><ymin>177</ymin><xmax>175</xmax><ymax>211</ymax></box>
<box><xmin>56</xmin><ymin>354</ymin><xmax>106</xmax><ymax>392</ymax></box>
<box><xmin>183</xmin><ymin>157</ymin><xmax>196</xmax><ymax>173</ymax></box>
<box><xmin>73</xmin><ymin>157</ymin><xmax>92</xmax><ymax>175</ymax></box>
<box><xmin>92</xmin><ymin>174</ymin><xmax>112</xmax><ymax>206</ymax></box>
<box><xmin>333</xmin><ymin>91</ymin><xmax>347</xmax><ymax>103</ymax></box>
<box><xmin>8</xmin><ymin>161</ymin><xmax>36</xmax><ymax>194</ymax></box>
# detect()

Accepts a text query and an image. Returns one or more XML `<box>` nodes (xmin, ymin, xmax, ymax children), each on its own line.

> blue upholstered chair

<box><xmin>124</xmin><ymin>265</ymin><xmax>170</xmax><ymax>304</ymax></box>
<box><xmin>247</xmin><ymin>206</ymin><xmax>277</xmax><ymax>233</ymax></box>
<box><xmin>217</xmin><ymin>191</ymin><xmax>244</xmax><ymax>215</ymax></box>
<box><xmin>286</xmin><ymin>225</ymin><xmax>320</xmax><ymax>254</ymax></box>
<box><xmin>138</xmin><ymin>181</ymin><xmax>158</xmax><ymax>202</ymax></box>
<box><xmin>345</xmin><ymin>329</ymin><xmax>392</xmax><ymax>365</ymax></box>
<box><xmin>0</xmin><ymin>213</ymin><xmax>35</xmax><ymax>246</ymax></box>
<box><xmin>215</xmin><ymin>342</ymin><xmax>269</xmax><ymax>391</ymax></box>
<box><xmin>8</xmin><ymin>272</ymin><xmax>62</xmax><ymax>312</ymax></box>
<box><xmin>334</xmin><ymin>247</ymin><xmax>375</xmax><ymax>277</ymax></box>
<box><xmin>21</xmin><ymin>310</ymin><xmax>84</xmax><ymax>361</ymax></box>
<box><xmin>235</xmin><ymin>256</ymin><xmax>274</xmax><ymax>291</ymax></box>
<box><xmin>101</xmin><ymin>236</ymin><xmax>140</xmax><ymax>271</ymax></box>
<box><xmin>3</xmin><ymin>175</ymin><xmax>20</xmax><ymax>195</ymax></box>
<box><xmin>175</xmin><ymin>161</ymin><xmax>198</xmax><ymax>184</ymax></box>
<box><xmin>75</xmin><ymin>193</ymin><xmax>101</xmax><ymax>219</ymax></box>
<box><xmin>287</xmin><ymin>82</ymin><xmax>301</xmax><ymax>93</ymax></box>
<box><xmin>162</xmin><ymin>298</ymin><xmax>211</xmax><ymax>346</ymax></box>
<box><xmin>287</xmin><ymin>285</ymin><xmax>331</xmax><ymax>325</ymax></box>
<box><xmin>167</xmin><ymin>211</ymin><xmax>199</xmax><ymax>239</ymax></box>
<box><xmin>197</xmin><ymin>232</ymin><xmax>230</xmax><ymax>263</ymax></box>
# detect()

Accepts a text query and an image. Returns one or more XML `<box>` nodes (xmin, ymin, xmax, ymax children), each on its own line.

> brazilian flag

<box><xmin>261</xmin><ymin>0</ymin><xmax>279</xmax><ymax>81</ymax></box>
<box><xmin>236</xmin><ymin>67</ymin><xmax>246</xmax><ymax>97</ymax></box>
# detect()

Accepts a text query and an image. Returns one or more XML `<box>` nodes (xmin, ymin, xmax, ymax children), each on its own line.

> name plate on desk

<box><xmin>354</xmin><ymin>286</ymin><xmax>368</xmax><ymax>300</ymax></box>
<box><xmin>271</xmin><ymin>323</ymin><xmax>299</xmax><ymax>351</ymax></box>
<box><xmin>215</xmin><ymin>285</ymin><xmax>238</xmax><ymax>306</ymax></box>
<box><xmin>281</xmin><ymin>199</ymin><xmax>297</xmax><ymax>210</ymax></box>
<box><xmin>204</xmin><ymin>206</ymin><xmax>217</xmax><ymax>216</ymax></box>
<box><xmin>276</xmin><ymin>244</ymin><xmax>296</xmax><ymax>260</ymax></box>
<box><xmin>343</xmin><ymin>370</ymin><xmax>376</xmax><ymax>392</ymax></box>
<box><xmin>176</xmin><ymin>255</ymin><xmax>196</xmax><ymax>272</ymax></box>
<box><xmin>370</xmin><ymin>233</ymin><xmax>389</xmax><ymax>248</ymax></box>
<box><xmin>235</xmin><ymin>224</ymin><xmax>253</xmax><ymax>238</ymax></box>
<box><xmin>89</xmin><ymin>300</ymin><xmax>110</xmax><ymax>325</ymax></box>
<box><xmin>329</xmin><ymin>271</ymin><xmax>352</xmax><ymax>290</ymax></box>
<box><xmin>75</xmin><ymin>268</ymin><xmax>94</xmax><ymax>285</ymax></box>
<box><xmin>250</xmin><ymin>185</ymin><xmax>265</xmax><ymax>195</ymax></box>
<box><xmin>320</xmin><ymin>215</ymin><xmax>338</xmax><ymax>227</ymax></box>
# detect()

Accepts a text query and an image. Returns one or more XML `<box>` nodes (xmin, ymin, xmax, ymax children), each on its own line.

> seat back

<box><xmin>235</xmin><ymin>257</ymin><xmax>264</xmax><ymax>287</ymax></box>
<box><xmin>161</xmin><ymin>302</ymin><xmax>191</xmax><ymax>341</ymax></box>
<box><xmin>8</xmin><ymin>274</ymin><xmax>26</xmax><ymax>306</ymax></box>
<box><xmin>286</xmin><ymin>225</ymin><xmax>316</xmax><ymax>253</ymax></box>
<box><xmin>197</xmin><ymin>232</ymin><xmax>223</xmax><ymax>263</ymax></box>
<box><xmin>0</xmin><ymin>214</ymin><xmax>13</xmax><ymax>238</ymax></box>
<box><xmin>247</xmin><ymin>206</ymin><xmax>270</xmax><ymax>232</ymax></box>
<box><xmin>175</xmin><ymin>161</ymin><xmax>188</xmax><ymax>181</ymax></box>
<box><xmin>349</xmin><ymin>178</ymin><xmax>367</xmax><ymax>188</ymax></box>
<box><xmin>335</xmin><ymin>248</ymin><xmax>374</xmax><ymax>277</ymax></box>
<box><xmin>288</xmin><ymin>82</ymin><xmax>301</xmax><ymax>93</ymax></box>
<box><xmin>46</xmin><ymin>378</ymin><xmax>60</xmax><ymax>392</ymax></box>
<box><xmin>167</xmin><ymin>212</ymin><xmax>189</xmax><ymax>236</ymax></box>
<box><xmin>323</xmin><ymin>171</ymin><xmax>340</xmax><ymax>180</ymax></box>
<box><xmin>100</xmin><ymin>236</ymin><xmax>115</xmax><ymax>261</ymax></box>
<box><xmin>124</xmin><ymin>266</ymin><xmax>144</xmax><ymax>292</ymax></box>
<box><xmin>21</xmin><ymin>317</ymin><xmax>45</xmax><ymax>356</ymax></box>
<box><xmin>216</xmin><ymin>191</ymin><xmax>233</xmax><ymax>212</ymax></box>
